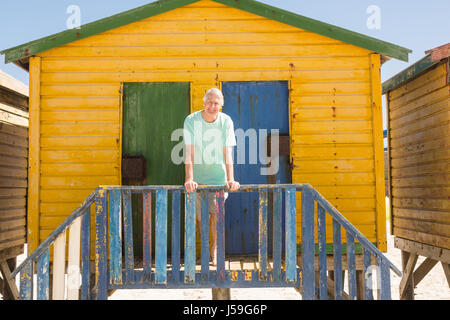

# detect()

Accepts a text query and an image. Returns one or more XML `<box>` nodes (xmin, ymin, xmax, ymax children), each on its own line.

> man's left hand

<box><xmin>226</xmin><ymin>180</ymin><xmax>240</xmax><ymax>192</ymax></box>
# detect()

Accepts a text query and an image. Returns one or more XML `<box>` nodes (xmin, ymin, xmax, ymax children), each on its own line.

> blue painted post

<box><xmin>155</xmin><ymin>189</ymin><xmax>168</xmax><ymax>284</ymax></box>
<box><xmin>200</xmin><ymin>191</ymin><xmax>209</xmax><ymax>281</ymax></box>
<box><xmin>19</xmin><ymin>262</ymin><xmax>33</xmax><ymax>300</ymax></box>
<box><xmin>363</xmin><ymin>248</ymin><xmax>374</xmax><ymax>300</ymax></box>
<box><xmin>143</xmin><ymin>191</ymin><xmax>152</xmax><ymax>282</ymax></box>
<box><xmin>301</xmin><ymin>186</ymin><xmax>315</xmax><ymax>299</ymax></box>
<box><xmin>285</xmin><ymin>187</ymin><xmax>297</xmax><ymax>284</ymax></box>
<box><xmin>109</xmin><ymin>189</ymin><xmax>122</xmax><ymax>284</ymax></box>
<box><xmin>94</xmin><ymin>189</ymin><xmax>108</xmax><ymax>300</ymax></box>
<box><xmin>272</xmin><ymin>188</ymin><xmax>282</xmax><ymax>282</ymax></box>
<box><xmin>379</xmin><ymin>257</ymin><xmax>391</xmax><ymax>300</ymax></box>
<box><xmin>171</xmin><ymin>190</ymin><xmax>181</xmax><ymax>284</ymax></box>
<box><xmin>216</xmin><ymin>190</ymin><xmax>226</xmax><ymax>282</ymax></box>
<box><xmin>37</xmin><ymin>250</ymin><xmax>50</xmax><ymax>300</ymax></box>
<box><xmin>258</xmin><ymin>189</ymin><xmax>268</xmax><ymax>280</ymax></box>
<box><xmin>122</xmin><ymin>189</ymin><xmax>134</xmax><ymax>283</ymax></box>
<box><xmin>81</xmin><ymin>207</ymin><xmax>91</xmax><ymax>300</ymax></box>
<box><xmin>346</xmin><ymin>232</ymin><xmax>357</xmax><ymax>300</ymax></box>
<box><xmin>317</xmin><ymin>205</ymin><xmax>327</xmax><ymax>300</ymax></box>
<box><xmin>184</xmin><ymin>191</ymin><xmax>196</xmax><ymax>284</ymax></box>
<box><xmin>332</xmin><ymin>218</ymin><xmax>343</xmax><ymax>300</ymax></box>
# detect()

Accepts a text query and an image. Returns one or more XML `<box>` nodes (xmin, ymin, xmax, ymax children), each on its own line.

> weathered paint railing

<box><xmin>10</xmin><ymin>184</ymin><xmax>401</xmax><ymax>300</ymax></box>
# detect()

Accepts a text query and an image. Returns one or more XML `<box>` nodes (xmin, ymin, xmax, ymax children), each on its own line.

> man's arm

<box><xmin>185</xmin><ymin>144</ymin><xmax>198</xmax><ymax>193</ymax></box>
<box><xmin>223</xmin><ymin>146</ymin><xmax>240</xmax><ymax>191</ymax></box>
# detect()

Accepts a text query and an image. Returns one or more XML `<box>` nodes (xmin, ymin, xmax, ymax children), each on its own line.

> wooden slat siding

<box><xmin>317</xmin><ymin>205</ymin><xmax>327</xmax><ymax>300</ymax></box>
<box><xmin>258</xmin><ymin>189</ymin><xmax>268</xmax><ymax>280</ymax></box>
<box><xmin>285</xmin><ymin>187</ymin><xmax>297</xmax><ymax>283</ymax></box>
<box><xmin>216</xmin><ymin>190</ymin><xmax>226</xmax><ymax>282</ymax></box>
<box><xmin>272</xmin><ymin>188</ymin><xmax>282</xmax><ymax>282</ymax></box>
<box><xmin>184</xmin><ymin>191</ymin><xmax>196</xmax><ymax>284</ymax></box>
<box><xmin>171</xmin><ymin>190</ymin><xmax>181</xmax><ymax>284</ymax></box>
<box><xmin>109</xmin><ymin>189</ymin><xmax>122</xmax><ymax>284</ymax></box>
<box><xmin>301</xmin><ymin>186</ymin><xmax>315</xmax><ymax>299</ymax></box>
<box><xmin>387</xmin><ymin>59</ymin><xmax>449</xmax><ymax>250</ymax></box>
<box><xmin>52</xmin><ymin>230</ymin><xmax>66</xmax><ymax>300</ymax></box>
<box><xmin>37</xmin><ymin>250</ymin><xmax>50</xmax><ymax>300</ymax></box>
<box><xmin>200</xmin><ymin>191</ymin><xmax>209</xmax><ymax>281</ymax></box>
<box><xmin>363</xmin><ymin>248</ymin><xmax>374</xmax><ymax>300</ymax></box>
<box><xmin>35</xmin><ymin>0</ymin><xmax>378</xmax><ymax>251</ymax></box>
<box><xmin>81</xmin><ymin>207</ymin><xmax>91</xmax><ymax>300</ymax></box>
<box><xmin>379</xmin><ymin>256</ymin><xmax>391</xmax><ymax>300</ymax></box>
<box><xmin>346</xmin><ymin>232</ymin><xmax>357</xmax><ymax>300</ymax></box>
<box><xmin>20</xmin><ymin>262</ymin><xmax>33</xmax><ymax>300</ymax></box>
<box><xmin>94</xmin><ymin>189</ymin><xmax>107</xmax><ymax>300</ymax></box>
<box><xmin>28</xmin><ymin>56</ymin><xmax>40</xmax><ymax>253</ymax></box>
<box><xmin>67</xmin><ymin>217</ymin><xmax>82</xmax><ymax>300</ymax></box>
<box><xmin>332</xmin><ymin>219</ymin><xmax>343</xmax><ymax>300</ymax></box>
<box><xmin>122</xmin><ymin>189</ymin><xmax>134</xmax><ymax>283</ymax></box>
<box><xmin>143</xmin><ymin>191</ymin><xmax>152</xmax><ymax>281</ymax></box>
<box><xmin>155</xmin><ymin>189</ymin><xmax>168</xmax><ymax>284</ymax></box>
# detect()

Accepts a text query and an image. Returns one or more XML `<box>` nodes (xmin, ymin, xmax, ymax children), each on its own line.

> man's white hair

<box><xmin>203</xmin><ymin>88</ymin><xmax>224</xmax><ymax>105</ymax></box>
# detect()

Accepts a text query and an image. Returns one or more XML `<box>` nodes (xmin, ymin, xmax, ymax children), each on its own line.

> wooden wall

<box><xmin>30</xmin><ymin>0</ymin><xmax>386</xmax><ymax>252</ymax></box>
<box><xmin>0</xmin><ymin>70</ymin><xmax>28</xmax><ymax>261</ymax></box>
<box><xmin>387</xmin><ymin>59</ymin><xmax>450</xmax><ymax>249</ymax></box>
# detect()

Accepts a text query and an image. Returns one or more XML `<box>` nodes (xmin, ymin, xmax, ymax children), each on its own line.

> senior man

<box><xmin>183</xmin><ymin>88</ymin><xmax>240</xmax><ymax>266</ymax></box>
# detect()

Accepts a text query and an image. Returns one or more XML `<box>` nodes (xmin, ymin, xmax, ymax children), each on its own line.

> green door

<box><xmin>122</xmin><ymin>82</ymin><xmax>190</xmax><ymax>258</ymax></box>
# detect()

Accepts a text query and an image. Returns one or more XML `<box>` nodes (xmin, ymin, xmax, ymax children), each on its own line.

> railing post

<box><xmin>332</xmin><ymin>219</ymin><xmax>343</xmax><ymax>300</ymax></box>
<box><xmin>37</xmin><ymin>250</ymin><xmax>50</xmax><ymax>300</ymax></box>
<box><xmin>67</xmin><ymin>217</ymin><xmax>82</xmax><ymax>300</ymax></box>
<box><xmin>81</xmin><ymin>207</ymin><xmax>91</xmax><ymax>300</ymax></box>
<box><xmin>19</xmin><ymin>262</ymin><xmax>33</xmax><ymax>300</ymax></box>
<box><xmin>143</xmin><ymin>191</ymin><xmax>152</xmax><ymax>282</ymax></box>
<box><xmin>109</xmin><ymin>189</ymin><xmax>122</xmax><ymax>285</ymax></box>
<box><xmin>123</xmin><ymin>189</ymin><xmax>134</xmax><ymax>283</ymax></box>
<box><xmin>258</xmin><ymin>189</ymin><xmax>268</xmax><ymax>281</ymax></box>
<box><xmin>346</xmin><ymin>232</ymin><xmax>357</xmax><ymax>300</ymax></box>
<box><xmin>155</xmin><ymin>189</ymin><xmax>168</xmax><ymax>284</ymax></box>
<box><xmin>301</xmin><ymin>186</ymin><xmax>314</xmax><ymax>299</ymax></box>
<box><xmin>363</xmin><ymin>248</ymin><xmax>374</xmax><ymax>300</ymax></box>
<box><xmin>171</xmin><ymin>190</ymin><xmax>181</xmax><ymax>284</ymax></box>
<box><xmin>285</xmin><ymin>187</ymin><xmax>297</xmax><ymax>283</ymax></box>
<box><xmin>317</xmin><ymin>205</ymin><xmax>327</xmax><ymax>300</ymax></box>
<box><xmin>52</xmin><ymin>230</ymin><xmax>66</xmax><ymax>300</ymax></box>
<box><xmin>94</xmin><ymin>188</ymin><xmax>108</xmax><ymax>300</ymax></box>
<box><xmin>272</xmin><ymin>188</ymin><xmax>282</xmax><ymax>282</ymax></box>
<box><xmin>379</xmin><ymin>257</ymin><xmax>391</xmax><ymax>300</ymax></box>
<box><xmin>184</xmin><ymin>191</ymin><xmax>196</xmax><ymax>284</ymax></box>
<box><xmin>216</xmin><ymin>190</ymin><xmax>226</xmax><ymax>283</ymax></box>
<box><xmin>200</xmin><ymin>191</ymin><xmax>210</xmax><ymax>282</ymax></box>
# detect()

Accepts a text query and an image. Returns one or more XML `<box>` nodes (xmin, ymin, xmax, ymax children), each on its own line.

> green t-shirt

<box><xmin>183</xmin><ymin>111</ymin><xmax>237</xmax><ymax>185</ymax></box>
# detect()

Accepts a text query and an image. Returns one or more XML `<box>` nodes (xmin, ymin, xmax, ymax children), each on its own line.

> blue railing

<box><xmin>10</xmin><ymin>184</ymin><xmax>401</xmax><ymax>300</ymax></box>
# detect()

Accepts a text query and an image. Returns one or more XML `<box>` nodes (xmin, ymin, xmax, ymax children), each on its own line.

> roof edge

<box><xmin>382</xmin><ymin>54</ymin><xmax>442</xmax><ymax>94</ymax></box>
<box><xmin>1</xmin><ymin>0</ymin><xmax>198</xmax><ymax>65</ymax></box>
<box><xmin>214</xmin><ymin>0</ymin><xmax>412</xmax><ymax>62</ymax></box>
<box><xmin>1</xmin><ymin>0</ymin><xmax>412</xmax><ymax>66</ymax></box>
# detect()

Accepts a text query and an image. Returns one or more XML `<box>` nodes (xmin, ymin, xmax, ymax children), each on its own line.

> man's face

<box><xmin>203</xmin><ymin>94</ymin><xmax>222</xmax><ymax>117</ymax></box>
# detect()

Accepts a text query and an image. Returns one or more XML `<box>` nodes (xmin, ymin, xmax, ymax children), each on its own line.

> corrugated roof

<box><xmin>1</xmin><ymin>0</ymin><xmax>412</xmax><ymax>71</ymax></box>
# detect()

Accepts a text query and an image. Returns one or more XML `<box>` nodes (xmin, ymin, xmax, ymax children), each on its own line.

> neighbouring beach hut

<box><xmin>382</xmin><ymin>43</ymin><xmax>450</xmax><ymax>299</ymax></box>
<box><xmin>0</xmin><ymin>69</ymin><xmax>29</xmax><ymax>299</ymax></box>
<box><xmin>1</xmin><ymin>0</ymin><xmax>411</xmax><ymax>282</ymax></box>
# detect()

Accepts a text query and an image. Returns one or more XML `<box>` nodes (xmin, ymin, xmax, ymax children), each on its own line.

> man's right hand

<box><xmin>184</xmin><ymin>180</ymin><xmax>198</xmax><ymax>193</ymax></box>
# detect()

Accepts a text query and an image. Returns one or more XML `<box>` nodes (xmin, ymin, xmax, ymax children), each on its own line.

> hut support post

<box><xmin>0</xmin><ymin>259</ymin><xmax>19</xmax><ymax>300</ymax></box>
<box><xmin>396</xmin><ymin>237</ymin><xmax>450</xmax><ymax>300</ymax></box>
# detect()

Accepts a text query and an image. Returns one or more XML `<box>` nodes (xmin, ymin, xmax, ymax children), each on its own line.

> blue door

<box><xmin>222</xmin><ymin>81</ymin><xmax>291</xmax><ymax>255</ymax></box>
